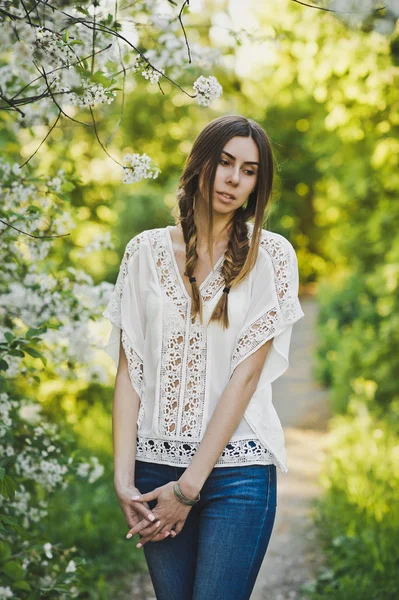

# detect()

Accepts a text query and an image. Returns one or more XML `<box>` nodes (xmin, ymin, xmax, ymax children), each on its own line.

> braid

<box><xmin>208</xmin><ymin>209</ymin><xmax>250</xmax><ymax>330</ymax></box>
<box><xmin>180</xmin><ymin>198</ymin><xmax>203</xmax><ymax>324</ymax></box>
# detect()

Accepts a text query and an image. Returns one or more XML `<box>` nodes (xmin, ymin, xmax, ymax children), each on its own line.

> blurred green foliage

<box><xmin>303</xmin><ymin>402</ymin><xmax>399</xmax><ymax>600</ymax></box>
<box><xmin>43</xmin><ymin>458</ymin><xmax>148</xmax><ymax>598</ymax></box>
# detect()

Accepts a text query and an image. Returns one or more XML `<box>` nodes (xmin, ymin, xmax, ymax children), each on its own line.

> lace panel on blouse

<box><xmin>229</xmin><ymin>233</ymin><xmax>303</xmax><ymax>377</ymax></box>
<box><xmin>136</xmin><ymin>434</ymin><xmax>276</xmax><ymax>467</ymax></box>
<box><xmin>148</xmin><ymin>229</ymin><xmax>226</xmax><ymax>440</ymax></box>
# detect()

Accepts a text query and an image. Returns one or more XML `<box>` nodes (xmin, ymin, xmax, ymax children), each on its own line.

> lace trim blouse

<box><xmin>102</xmin><ymin>222</ymin><xmax>305</xmax><ymax>473</ymax></box>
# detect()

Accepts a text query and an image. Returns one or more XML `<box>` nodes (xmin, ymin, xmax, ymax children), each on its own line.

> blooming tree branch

<box><xmin>0</xmin><ymin>0</ymin><xmax>223</xmax><ymax>179</ymax></box>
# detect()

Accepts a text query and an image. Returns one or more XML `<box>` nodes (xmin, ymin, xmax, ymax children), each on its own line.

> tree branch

<box><xmin>89</xmin><ymin>106</ymin><xmax>124</xmax><ymax>167</ymax></box>
<box><xmin>0</xmin><ymin>219</ymin><xmax>71</xmax><ymax>239</ymax></box>
<box><xmin>290</xmin><ymin>0</ymin><xmax>386</xmax><ymax>14</ymax></box>
<box><xmin>19</xmin><ymin>110</ymin><xmax>62</xmax><ymax>168</ymax></box>
<box><xmin>178</xmin><ymin>0</ymin><xmax>191</xmax><ymax>63</ymax></box>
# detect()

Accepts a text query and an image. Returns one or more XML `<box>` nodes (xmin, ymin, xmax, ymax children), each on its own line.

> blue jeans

<box><xmin>134</xmin><ymin>459</ymin><xmax>277</xmax><ymax>600</ymax></box>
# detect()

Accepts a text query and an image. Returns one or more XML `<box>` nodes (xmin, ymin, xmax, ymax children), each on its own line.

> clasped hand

<box><xmin>126</xmin><ymin>481</ymin><xmax>193</xmax><ymax>547</ymax></box>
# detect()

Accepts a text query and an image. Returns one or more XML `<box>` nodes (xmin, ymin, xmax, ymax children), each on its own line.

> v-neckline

<box><xmin>165</xmin><ymin>226</ymin><xmax>225</xmax><ymax>301</ymax></box>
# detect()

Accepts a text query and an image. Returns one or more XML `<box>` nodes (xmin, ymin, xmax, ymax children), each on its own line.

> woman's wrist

<box><xmin>114</xmin><ymin>476</ymin><xmax>135</xmax><ymax>492</ymax></box>
<box><xmin>177</xmin><ymin>476</ymin><xmax>202</xmax><ymax>500</ymax></box>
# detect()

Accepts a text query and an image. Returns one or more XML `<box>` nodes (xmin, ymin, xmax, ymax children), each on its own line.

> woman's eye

<box><xmin>219</xmin><ymin>159</ymin><xmax>255</xmax><ymax>176</ymax></box>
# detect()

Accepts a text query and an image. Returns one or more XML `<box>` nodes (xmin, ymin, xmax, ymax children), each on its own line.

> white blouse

<box><xmin>102</xmin><ymin>222</ymin><xmax>305</xmax><ymax>473</ymax></box>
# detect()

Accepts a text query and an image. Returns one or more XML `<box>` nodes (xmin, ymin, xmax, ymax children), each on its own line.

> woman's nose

<box><xmin>227</xmin><ymin>169</ymin><xmax>240</xmax><ymax>185</ymax></box>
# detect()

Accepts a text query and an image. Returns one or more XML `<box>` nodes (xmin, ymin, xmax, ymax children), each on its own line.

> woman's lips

<box><xmin>216</xmin><ymin>191</ymin><xmax>235</xmax><ymax>203</ymax></box>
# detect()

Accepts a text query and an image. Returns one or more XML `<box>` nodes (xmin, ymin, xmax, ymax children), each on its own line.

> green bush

<box><xmin>314</xmin><ymin>256</ymin><xmax>399</xmax><ymax>414</ymax></box>
<box><xmin>44</xmin><ymin>461</ymin><xmax>147</xmax><ymax>599</ymax></box>
<box><xmin>304</xmin><ymin>401</ymin><xmax>399</xmax><ymax>600</ymax></box>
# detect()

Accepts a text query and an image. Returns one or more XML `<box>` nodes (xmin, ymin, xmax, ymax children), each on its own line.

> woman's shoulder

<box><xmin>246</xmin><ymin>226</ymin><xmax>297</xmax><ymax>285</ymax></box>
<box><xmin>246</xmin><ymin>222</ymin><xmax>295</xmax><ymax>255</ymax></box>
<box><xmin>124</xmin><ymin>227</ymin><xmax>163</xmax><ymax>253</ymax></box>
<box><xmin>257</xmin><ymin>227</ymin><xmax>296</xmax><ymax>258</ymax></box>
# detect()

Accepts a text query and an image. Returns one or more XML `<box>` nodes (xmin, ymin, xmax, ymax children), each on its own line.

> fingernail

<box><xmin>126</xmin><ymin>533</ymin><xmax>132</xmax><ymax>539</ymax></box>
<box><xmin>156</xmin><ymin>521</ymin><xmax>161</xmax><ymax>527</ymax></box>
<box><xmin>148</xmin><ymin>514</ymin><xmax>155</xmax><ymax>521</ymax></box>
<box><xmin>136</xmin><ymin>542</ymin><xmax>142</xmax><ymax>548</ymax></box>
<box><xmin>132</xmin><ymin>495</ymin><xmax>140</xmax><ymax>500</ymax></box>
<box><xmin>164</xmin><ymin>532</ymin><xmax>170</xmax><ymax>537</ymax></box>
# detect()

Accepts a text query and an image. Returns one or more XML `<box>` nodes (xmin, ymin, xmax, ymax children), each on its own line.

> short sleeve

<box><xmin>102</xmin><ymin>233</ymin><xmax>146</xmax><ymax>398</ymax></box>
<box><xmin>229</xmin><ymin>233</ymin><xmax>305</xmax><ymax>385</ymax></box>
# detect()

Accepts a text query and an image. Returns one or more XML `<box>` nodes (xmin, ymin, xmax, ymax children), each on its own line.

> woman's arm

<box><xmin>178</xmin><ymin>337</ymin><xmax>274</xmax><ymax>499</ymax></box>
<box><xmin>113</xmin><ymin>335</ymin><xmax>140</xmax><ymax>492</ymax></box>
<box><xmin>113</xmin><ymin>335</ymin><xmax>167</xmax><ymax>539</ymax></box>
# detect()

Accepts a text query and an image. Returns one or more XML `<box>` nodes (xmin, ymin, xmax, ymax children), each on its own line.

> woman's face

<box><xmin>202</xmin><ymin>136</ymin><xmax>259</xmax><ymax>214</ymax></box>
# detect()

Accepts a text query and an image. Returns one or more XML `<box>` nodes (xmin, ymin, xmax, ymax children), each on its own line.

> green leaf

<box><xmin>1</xmin><ymin>515</ymin><xmax>19</xmax><ymax>526</ymax></box>
<box><xmin>61</xmin><ymin>181</ymin><xmax>75</xmax><ymax>192</ymax></box>
<box><xmin>13</xmin><ymin>581</ymin><xmax>32</xmax><ymax>591</ymax></box>
<box><xmin>91</xmin><ymin>71</ymin><xmax>111</xmax><ymax>86</ymax></box>
<box><xmin>26</xmin><ymin>205</ymin><xmax>41</xmax><ymax>214</ymax></box>
<box><xmin>0</xmin><ymin>360</ymin><xmax>9</xmax><ymax>371</ymax></box>
<box><xmin>0</xmin><ymin>467</ymin><xmax>5</xmax><ymax>480</ymax></box>
<box><xmin>1</xmin><ymin>560</ymin><xmax>25</xmax><ymax>581</ymax></box>
<box><xmin>63</xmin><ymin>29</ymin><xmax>70</xmax><ymax>43</ymax></box>
<box><xmin>0</xmin><ymin>540</ymin><xmax>12</xmax><ymax>562</ymax></box>
<box><xmin>70</xmin><ymin>39</ymin><xmax>84</xmax><ymax>46</ymax></box>
<box><xmin>4</xmin><ymin>332</ymin><xmax>14</xmax><ymax>343</ymax></box>
<box><xmin>9</xmin><ymin>350</ymin><xmax>25</xmax><ymax>358</ymax></box>
<box><xmin>24</xmin><ymin>347</ymin><xmax>47</xmax><ymax>366</ymax></box>
<box><xmin>26</xmin><ymin>327</ymin><xmax>47</xmax><ymax>339</ymax></box>
<box><xmin>0</xmin><ymin>475</ymin><xmax>17</xmax><ymax>499</ymax></box>
<box><xmin>75</xmin><ymin>5</ymin><xmax>90</xmax><ymax>16</ymax></box>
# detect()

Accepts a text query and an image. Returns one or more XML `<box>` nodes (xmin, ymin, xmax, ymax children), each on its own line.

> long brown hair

<box><xmin>173</xmin><ymin>114</ymin><xmax>274</xmax><ymax>329</ymax></box>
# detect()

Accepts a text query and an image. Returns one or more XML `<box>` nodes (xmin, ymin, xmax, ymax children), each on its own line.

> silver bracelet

<box><xmin>173</xmin><ymin>482</ymin><xmax>200</xmax><ymax>506</ymax></box>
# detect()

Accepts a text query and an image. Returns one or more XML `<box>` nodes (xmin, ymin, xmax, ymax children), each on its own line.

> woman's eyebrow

<box><xmin>221</xmin><ymin>150</ymin><xmax>259</xmax><ymax>166</ymax></box>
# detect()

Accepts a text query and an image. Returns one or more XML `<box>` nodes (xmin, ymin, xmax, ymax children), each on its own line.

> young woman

<box><xmin>102</xmin><ymin>114</ymin><xmax>305</xmax><ymax>600</ymax></box>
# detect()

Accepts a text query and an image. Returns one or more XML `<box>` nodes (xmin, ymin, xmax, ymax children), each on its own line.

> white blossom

<box><xmin>193</xmin><ymin>75</ymin><xmax>223</xmax><ymax>106</ymax></box>
<box><xmin>19</xmin><ymin>402</ymin><xmax>42</xmax><ymax>424</ymax></box>
<box><xmin>75</xmin><ymin>232</ymin><xmax>114</xmax><ymax>259</ymax></box>
<box><xmin>39</xmin><ymin>574</ymin><xmax>55</xmax><ymax>589</ymax></box>
<box><xmin>77</xmin><ymin>456</ymin><xmax>104</xmax><ymax>483</ymax></box>
<box><xmin>0</xmin><ymin>393</ymin><xmax>13</xmax><ymax>437</ymax></box>
<box><xmin>0</xmin><ymin>587</ymin><xmax>14</xmax><ymax>599</ymax></box>
<box><xmin>66</xmin><ymin>559</ymin><xmax>77</xmax><ymax>573</ymax></box>
<box><xmin>46</xmin><ymin>169</ymin><xmax>66</xmax><ymax>194</ymax></box>
<box><xmin>0</xmin><ymin>444</ymin><xmax>15</xmax><ymax>457</ymax></box>
<box><xmin>122</xmin><ymin>153</ymin><xmax>161</xmax><ymax>184</ymax></box>
<box><xmin>131</xmin><ymin>56</ymin><xmax>165</xmax><ymax>84</ymax></box>
<box><xmin>15</xmin><ymin>451</ymin><xmax>68</xmax><ymax>493</ymax></box>
<box><xmin>43</xmin><ymin>542</ymin><xmax>53</xmax><ymax>559</ymax></box>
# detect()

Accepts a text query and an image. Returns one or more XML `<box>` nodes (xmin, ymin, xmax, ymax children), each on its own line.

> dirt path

<box><xmin>121</xmin><ymin>296</ymin><xmax>330</xmax><ymax>599</ymax></box>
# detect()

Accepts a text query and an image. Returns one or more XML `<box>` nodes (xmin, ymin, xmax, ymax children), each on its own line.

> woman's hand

<box><xmin>127</xmin><ymin>481</ymin><xmax>193</xmax><ymax>547</ymax></box>
<box><xmin>115</xmin><ymin>483</ymin><xmax>172</xmax><ymax>543</ymax></box>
